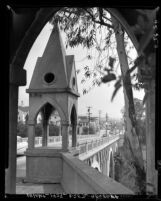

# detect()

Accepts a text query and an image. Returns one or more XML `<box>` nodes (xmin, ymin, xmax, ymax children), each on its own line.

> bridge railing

<box><xmin>20</xmin><ymin>134</ymin><xmax>100</xmax><ymax>145</ymax></box>
<box><xmin>61</xmin><ymin>152</ymin><xmax>133</xmax><ymax>194</ymax></box>
<box><xmin>20</xmin><ymin>134</ymin><xmax>120</xmax><ymax>150</ymax></box>
<box><xmin>78</xmin><ymin>134</ymin><xmax>120</xmax><ymax>155</ymax></box>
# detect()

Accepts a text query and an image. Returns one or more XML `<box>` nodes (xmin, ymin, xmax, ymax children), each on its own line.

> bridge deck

<box><xmin>16</xmin><ymin>157</ymin><xmax>65</xmax><ymax>194</ymax></box>
<box><xmin>16</xmin><ymin>181</ymin><xmax>64</xmax><ymax>194</ymax></box>
<box><xmin>16</xmin><ymin>134</ymin><xmax>124</xmax><ymax>194</ymax></box>
<box><xmin>79</xmin><ymin>136</ymin><xmax>120</xmax><ymax>160</ymax></box>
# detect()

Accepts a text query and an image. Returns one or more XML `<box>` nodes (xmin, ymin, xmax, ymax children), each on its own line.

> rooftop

<box><xmin>18</xmin><ymin>106</ymin><xmax>29</xmax><ymax>113</ymax></box>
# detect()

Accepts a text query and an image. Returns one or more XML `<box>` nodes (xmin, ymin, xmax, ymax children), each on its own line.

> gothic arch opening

<box><xmin>34</xmin><ymin>102</ymin><xmax>62</xmax><ymax>148</ymax></box>
<box><xmin>70</xmin><ymin>105</ymin><xmax>77</xmax><ymax>148</ymax></box>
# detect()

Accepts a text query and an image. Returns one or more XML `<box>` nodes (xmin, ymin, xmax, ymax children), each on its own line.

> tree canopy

<box><xmin>50</xmin><ymin>7</ymin><xmax>145</xmax><ymax>101</ymax></box>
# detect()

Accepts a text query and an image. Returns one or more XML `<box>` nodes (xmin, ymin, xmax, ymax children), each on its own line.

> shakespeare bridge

<box><xmin>78</xmin><ymin>134</ymin><xmax>122</xmax><ymax>179</ymax></box>
<box><xmin>32</xmin><ymin>133</ymin><xmax>122</xmax><ymax>179</ymax></box>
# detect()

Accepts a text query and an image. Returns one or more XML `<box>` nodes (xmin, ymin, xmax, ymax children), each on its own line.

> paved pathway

<box><xmin>16</xmin><ymin>133</ymin><xmax>112</xmax><ymax>194</ymax></box>
<box><xmin>16</xmin><ymin>182</ymin><xmax>64</xmax><ymax>194</ymax></box>
<box><xmin>16</xmin><ymin>156</ymin><xmax>64</xmax><ymax>194</ymax></box>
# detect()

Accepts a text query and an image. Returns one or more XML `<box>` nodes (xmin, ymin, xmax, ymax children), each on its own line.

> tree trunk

<box><xmin>111</xmin><ymin>16</ymin><xmax>145</xmax><ymax>193</ymax></box>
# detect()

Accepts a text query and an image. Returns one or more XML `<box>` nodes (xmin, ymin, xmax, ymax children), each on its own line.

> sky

<box><xmin>18</xmin><ymin>22</ymin><xmax>145</xmax><ymax>120</ymax></box>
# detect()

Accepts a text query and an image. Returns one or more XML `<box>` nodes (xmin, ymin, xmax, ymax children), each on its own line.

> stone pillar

<box><xmin>42</xmin><ymin>120</ymin><xmax>48</xmax><ymax>147</ymax></box>
<box><xmin>6</xmin><ymin>66</ymin><xmax>26</xmax><ymax>194</ymax></box>
<box><xmin>105</xmin><ymin>160</ymin><xmax>108</xmax><ymax>176</ymax></box>
<box><xmin>112</xmin><ymin>158</ymin><xmax>115</xmax><ymax>179</ymax></box>
<box><xmin>113</xmin><ymin>158</ymin><xmax>115</xmax><ymax>180</ymax></box>
<box><xmin>72</xmin><ymin>122</ymin><xmax>77</xmax><ymax>147</ymax></box>
<box><xmin>61</xmin><ymin>120</ymin><xmax>70</xmax><ymax>151</ymax></box>
<box><xmin>28</xmin><ymin>120</ymin><xmax>35</xmax><ymax>149</ymax></box>
<box><xmin>102</xmin><ymin>161</ymin><xmax>105</xmax><ymax>175</ymax></box>
<box><xmin>106</xmin><ymin>159</ymin><xmax>109</xmax><ymax>176</ymax></box>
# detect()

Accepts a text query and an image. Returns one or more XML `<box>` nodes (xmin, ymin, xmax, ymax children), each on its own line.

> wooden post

<box><xmin>6</xmin><ymin>66</ymin><xmax>26</xmax><ymax>194</ymax></box>
<box><xmin>6</xmin><ymin>84</ymin><xmax>18</xmax><ymax>194</ymax></box>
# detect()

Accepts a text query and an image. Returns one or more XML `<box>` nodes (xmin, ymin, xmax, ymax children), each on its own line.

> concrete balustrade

<box><xmin>20</xmin><ymin>134</ymin><xmax>102</xmax><ymax>146</ymax></box>
<box><xmin>20</xmin><ymin>134</ymin><xmax>120</xmax><ymax>153</ymax></box>
<box><xmin>61</xmin><ymin>152</ymin><xmax>133</xmax><ymax>194</ymax></box>
<box><xmin>24</xmin><ymin>150</ymin><xmax>133</xmax><ymax>194</ymax></box>
<box><xmin>78</xmin><ymin>135</ymin><xmax>120</xmax><ymax>155</ymax></box>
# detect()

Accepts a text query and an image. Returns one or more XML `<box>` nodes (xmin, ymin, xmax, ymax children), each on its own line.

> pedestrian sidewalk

<box><xmin>16</xmin><ymin>178</ymin><xmax>65</xmax><ymax>194</ymax></box>
<box><xmin>16</xmin><ymin>163</ymin><xmax>64</xmax><ymax>194</ymax></box>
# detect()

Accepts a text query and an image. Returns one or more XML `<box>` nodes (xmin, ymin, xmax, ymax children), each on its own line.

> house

<box><xmin>18</xmin><ymin>106</ymin><xmax>61</xmax><ymax>125</ymax></box>
<box><xmin>78</xmin><ymin>116</ymin><xmax>99</xmax><ymax>135</ymax></box>
<box><xmin>18</xmin><ymin>106</ymin><xmax>29</xmax><ymax>123</ymax></box>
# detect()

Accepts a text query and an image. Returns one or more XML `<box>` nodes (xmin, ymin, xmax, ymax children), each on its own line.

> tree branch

<box><xmin>83</xmin><ymin>8</ymin><xmax>114</xmax><ymax>29</ymax></box>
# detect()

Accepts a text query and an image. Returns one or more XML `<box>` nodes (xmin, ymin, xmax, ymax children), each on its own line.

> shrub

<box><xmin>35</xmin><ymin>123</ymin><xmax>42</xmax><ymax>137</ymax></box>
<box><xmin>17</xmin><ymin>122</ymin><xmax>61</xmax><ymax>137</ymax></box>
<box><xmin>82</xmin><ymin>126</ymin><xmax>96</xmax><ymax>134</ymax></box>
<box><xmin>17</xmin><ymin>121</ymin><xmax>27</xmax><ymax>138</ymax></box>
<box><xmin>49</xmin><ymin>124</ymin><xmax>60</xmax><ymax>136</ymax></box>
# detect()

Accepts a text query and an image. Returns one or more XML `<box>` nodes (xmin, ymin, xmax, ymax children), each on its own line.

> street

<box><xmin>17</xmin><ymin>156</ymin><xmax>26</xmax><ymax>178</ymax></box>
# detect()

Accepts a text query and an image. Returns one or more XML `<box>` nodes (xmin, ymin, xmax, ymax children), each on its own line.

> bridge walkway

<box><xmin>16</xmin><ymin>134</ymin><xmax>122</xmax><ymax>194</ymax></box>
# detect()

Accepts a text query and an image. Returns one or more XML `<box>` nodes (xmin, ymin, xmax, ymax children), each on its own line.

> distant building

<box><xmin>18</xmin><ymin>106</ymin><xmax>29</xmax><ymax>123</ymax></box>
<box><xmin>18</xmin><ymin>106</ymin><xmax>61</xmax><ymax>125</ymax></box>
<box><xmin>49</xmin><ymin>111</ymin><xmax>61</xmax><ymax>126</ymax></box>
<box><xmin>18</xmin><ymin>107</ymin><xmax>100</xmax><ymax>134</ymax></box>
<box><xmin>78</xmin><ymin>116</ymin><xmax>99</xmax><ymax>135</ymax></box>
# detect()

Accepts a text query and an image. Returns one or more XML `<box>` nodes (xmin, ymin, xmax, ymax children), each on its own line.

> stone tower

<box><xmin>25</xmin><ymin>24</ymin><xmax>79</xmax><ymax>183</ymax></box>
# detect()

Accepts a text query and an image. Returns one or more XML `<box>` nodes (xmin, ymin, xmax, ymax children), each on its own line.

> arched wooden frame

<box><xmin>11</xmin><ymin>7</ymin><xmax>139</xmax><ymax>72</ymax></box>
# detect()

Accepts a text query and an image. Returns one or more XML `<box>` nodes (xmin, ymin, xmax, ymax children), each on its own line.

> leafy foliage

<box><xmin>121</xmin><ymin>98</ymin><xmax>146</xmax><ymax>145</ymax></box>
<box><xmin>17</xmin><ymin>121</ymin><xmax>27</xmax><ymax>138</ymax></box>
<box><xmin>114</xmin><ymin>146</ymin><xmax>145</xmax><ymax>194</ymax></box>
<box><xmin>17</xmin><ymin>122</ymin><xmax>60</xmax><ymax>137</ymax></box>
<box><xmin>50</xmin><ymin>7</ymin><xmax>154</xmax><ymax>102</ymax></box>
<box><xmin>49</xmin><ymin>124</ymin><xmax>60</xmax><ymax>136</ymax></box>
<box><xmin>82</xmin><ymin>126</ymin><xmax>96</xmax><ymax>134</ymax></box>
<box><xmin>35</xmin><ymin>123</ymin><xmax>42</xmax><ymax>137</ymax></box>
<box><xmin>50</xmin><ymin>7</ymin><xmax>150</xmax><ymax>100</ymax></box>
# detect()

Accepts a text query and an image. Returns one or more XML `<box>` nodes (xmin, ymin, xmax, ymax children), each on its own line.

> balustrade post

<box><xmin>86</xmin><ymin>142</ymin><xmax>88</xmax><ymax>153</ymax></box>
<box><xmin>91</xmin><ymin>140</ymin><xmax>93</xmax><ymax>150</ymax></box>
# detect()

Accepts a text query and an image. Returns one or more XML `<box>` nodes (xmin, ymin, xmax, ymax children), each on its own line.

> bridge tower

<box><xmin>25</xmin><ymin>23</ymin><xmax>80</xmax><ymax>183</ymax></box>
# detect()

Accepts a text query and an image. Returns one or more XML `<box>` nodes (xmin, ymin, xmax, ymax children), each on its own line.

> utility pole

<box><xmin>99</xmin><ymin>110</ymin><xmax>101</xmax><ymax>134</ymax></box>
<box><xmin>105</xmin><ymin>113</ymin><xmax>108</xmax><ymax>136</ymax></box>
<box><xmin>87</xmin><ymin>107</ymin><xmax>92</xmax><ymax>135</ymax></box>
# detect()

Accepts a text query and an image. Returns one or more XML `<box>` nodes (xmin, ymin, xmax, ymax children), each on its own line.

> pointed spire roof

<box><xmin>27</xmin><ymin>24</ymin><xmax>80</xmax><ymax>97</ymax></box>
<box><xmin>27</xmin><ymin>24</ymin><xmax>68</xmax><ymax>91</ymax></box>
<box><xmin>66</xmin><ymin>55</ymin><xmax>74</xmax><ymax>81</ymax></box>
